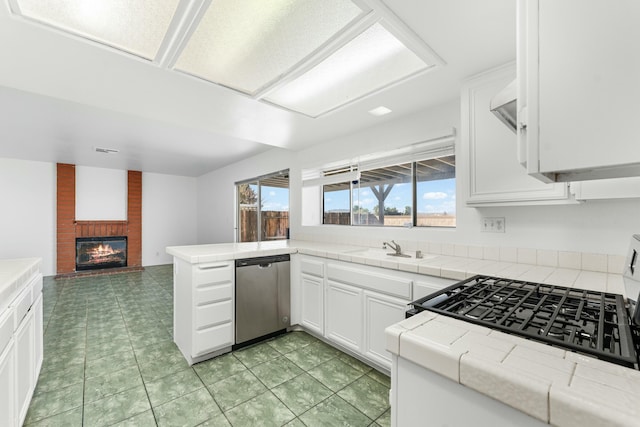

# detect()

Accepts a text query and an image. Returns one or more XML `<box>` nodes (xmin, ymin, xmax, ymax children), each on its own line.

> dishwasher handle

<box><xmin>258</xmin><ymin>263</ymin><xmax>272</xmax><ymax>269</ymax></box>
<box><xmin>235</xmin><ymin>254</ymin><xmax>290</xmax><ymax>268</ymax></box>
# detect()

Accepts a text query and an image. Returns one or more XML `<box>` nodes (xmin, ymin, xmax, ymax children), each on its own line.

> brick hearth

<box><xmin>56</xmin><ymin>164</ymin><xmax>143</xmax><ymax>275</ymax></box>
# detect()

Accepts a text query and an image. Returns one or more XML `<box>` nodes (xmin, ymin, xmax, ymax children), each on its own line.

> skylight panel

<box><xmin>14</xmin><ymin>0</ymin><xmax>179</xmax><ymax>60</ymax></box>
<box><xmin>264</xmin><ymin>23</ymin><xmax>431</xmax><ymax>117</ymax></box>
<box><xmin>173</xmin><ymin>0</ymin><xmax>365</xmax><ymax>95</ymax></box>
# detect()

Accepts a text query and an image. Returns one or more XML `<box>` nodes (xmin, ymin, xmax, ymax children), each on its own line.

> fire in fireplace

<box><xmin>76</xmin><ymin>236</ymin><xmax>127</xmax><ymax>271</ymax></box>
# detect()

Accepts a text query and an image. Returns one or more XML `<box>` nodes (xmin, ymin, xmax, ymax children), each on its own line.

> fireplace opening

<box><xmin>76</xmin><ymin>236</ymin><xmax>127</xmax><ymax>271</ymax></box>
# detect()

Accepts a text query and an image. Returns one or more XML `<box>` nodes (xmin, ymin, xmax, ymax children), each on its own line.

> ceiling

<box><xmin>0</xmin><ymin>0</ymin><xmax>515</xmax><ymax>177</ymax></box>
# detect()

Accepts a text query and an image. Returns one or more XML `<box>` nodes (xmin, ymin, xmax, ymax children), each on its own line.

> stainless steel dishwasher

<box><xmin>234</xmin><ymin>254</ymin><xmax>290</xmax><ymax>347</ymax></box>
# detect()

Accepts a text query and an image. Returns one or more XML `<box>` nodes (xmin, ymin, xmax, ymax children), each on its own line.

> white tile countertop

<box><xmin>167</xmin><ymin>240</ymin><xmax>625</xmax><ymax>296</ymax></box>
<box><xmin>386</xmin><ymin>311</ymin><xmax>640</xmax><ymax>427</ymax></box>
<box><xmin>0</xmin><ymin>257</ymin><xmax>41</xmax><ymax>313</ymax></box>
<box><xmin>166</xmin><ymin>240</ymin><xmax>298</xmax><ymax>263</ymax></box>
<box><xmin>168</xmin><ymin>240</ymin><xmax>636</xmax><ymax>425</ymax></box>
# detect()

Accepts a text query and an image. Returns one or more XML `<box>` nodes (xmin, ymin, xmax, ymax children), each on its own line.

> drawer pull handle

<box><xmin>198</xmin><ymin>264</ymin><xmax>227</xmax><ymax>270</ymax></box>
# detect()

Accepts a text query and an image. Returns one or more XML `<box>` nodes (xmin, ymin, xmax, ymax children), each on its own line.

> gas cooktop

<box><xmin>408</xmin><ymin>275</ymin><xmax>639</xmax><ymax>369</ymax></box>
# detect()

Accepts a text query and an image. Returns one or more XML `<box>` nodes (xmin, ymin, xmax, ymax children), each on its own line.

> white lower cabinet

<box><xmin>322</xmin><ymin>261</ymin><xmax>414</xmax><ymax>370</ymax></box>
<box><xmin>363</xmin><ymin>291</ymin><xmax>407</xmax><ymax>368</ymax></box>
<box><xmin>0</xmin><ymin>261</ymin><xmax>42</xmax><ymax>427</ymax></box>
<box><xmin>325</xmin><ymin>280</ymin><xmax>363</xmax><ymax>353</ymax></box>
<box><xmin>15</xmin><ymin>309</ymin><xmax>35</xmax><ymax>425</ymax></box>
<box><xmin>173</xmin><ymin>259</ymin><xmax>234</xmax><ymax>365</ymax></box>
<box><xmin>300</xmin><ymin>273</ymin><xmax>324</xmax><ymax>335</ymax></box>
<box><xmin>0</xmin><ymin>338</ymin><xmax>15</xmax><ymax>427</ymax></box>
<box><xmin>33</xmin><ymin>294</ymin><xmax>43</xmax><ymax>378</ymax></box>
<box><xmin>294</xmin><ymin>256</ymin><xmax>454</xmax><ymax>371</ymax></box>
<box><xmin>414</xmin><ymin>277</ymin><xmax>455</xmax><ymax>300</ymax></box>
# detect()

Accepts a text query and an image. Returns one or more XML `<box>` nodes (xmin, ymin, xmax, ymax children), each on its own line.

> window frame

<box><xmin>315</xmin><ymin>137</ymin><xmax>455</xmax><ymax>228</ymax></box>
<box><xmin>236</xmin><ymin>169</ymin><xmax>290</xmax><ymax>242</ymax></box>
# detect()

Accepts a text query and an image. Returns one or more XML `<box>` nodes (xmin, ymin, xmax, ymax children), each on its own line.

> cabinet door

<box><xmin>325</xmin><ymin>281</ymin><xmax>363</xmax><ymax>353</ymax></box>
<box><xmin>300</xmin><ymin>273</ymin><xmax>324</xmax><ymax>335</ymax></box>
<box><xmin>363</xmin><ymin>291</ymin><xmax>407</xmax><ymax>369</ymax></box>
<box><xmin>192</xmin><ymin>322</ymin><xmax>233</xmax><ymax>358</ymax></box>
<box><xmin>33</xmin><ymin>294</ymin><xmax>43</xmax><ymax>379</ymax></box>
<box><xmin>463</xmin><ymin>62</ymin><xmax>568</xmax><ymax>205</ymax></box>
<box><xmin>571</xmin><ymin>177</ymin><xmax>640</xmax><ymax>201</ymax></box>
<box><xmin>0</xmin><ymin>339</ymin><xmax>15</xmax><ymax>427</ymax></box>
<box><xmin>520</xmin><ymin>0</ymin><xmax>640</xmax><ymax>181</ymax></box>
<box><xmin>414</xmin><ymin>281</ymin><xmax>444</xmax><ymax>301</ymax></box>
<box><xmin>15</xmin><ymin>310</ymin><xmax>35</xmax><ymax>426</ymax></box>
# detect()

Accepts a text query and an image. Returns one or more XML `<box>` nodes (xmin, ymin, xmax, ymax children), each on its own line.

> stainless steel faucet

<box><xmin>384</xmin><ymin>240</ymin><xmax>402</xmax><ymax>255</ymax></box>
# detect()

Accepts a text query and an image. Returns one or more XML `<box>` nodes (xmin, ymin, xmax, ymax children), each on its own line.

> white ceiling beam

<box><xmin>362</xmin><ymin>0</ymin><xmax>447</xmax><ymax>67</ymax></box>
<box><xmin>154</xmin><ymin>0</ymin><xmax>211</xmax><ymax>69</ymax></box>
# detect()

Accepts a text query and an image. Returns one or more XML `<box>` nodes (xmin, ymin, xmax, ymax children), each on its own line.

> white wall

<box><xmin>0</xmin><ymin>158</ymin><xmax>199</xmax><ymax>275</ymax></box>
<box><xmin>0</xmin><ymin>158</ymin><xmax>55</xmax><ymax>275</ymax></box>
<box><xmin>196</xmin><ymin>99</ymin><xmax>640</xmax><ymax>257</ymax></box>
<box><xmin>76</xmin><ymin>166</ymin><xmax>127</xmax><ymax>220</ymax></box>
<box><xmin>142</xmin><ymin>172</ymin><xmax>198</xmax><ymax>265</ymax></box>
<box><xmin>197</xmin><ymin>148</ymin><xmax>296</xmax><ymax>244</ymax></box>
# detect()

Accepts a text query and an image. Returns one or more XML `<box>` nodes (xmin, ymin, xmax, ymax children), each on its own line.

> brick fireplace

<box><xmin>56</xmin><ymin>163</ymin><xmax>142</xmax><ymax>275</ymax></box>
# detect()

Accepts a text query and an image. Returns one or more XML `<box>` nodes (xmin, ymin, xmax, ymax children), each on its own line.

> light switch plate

<box><xmin>482</xmin><ymin>217</ymin><xmax>506</xmax><ymax>233</ymax></box>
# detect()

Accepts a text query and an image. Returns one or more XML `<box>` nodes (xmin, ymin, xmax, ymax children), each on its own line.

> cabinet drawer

<box><xmin>11</xmin><ymin>287</ymin><xmax>32</xmax><ymax>330</ymax></box>
<box><xmin>327</xmin><ymin>264</ymin><xmax>412</xmax><ymax>299</ymax></box>
<box><xmin>30</xmin><ymin>274</ymin><xmax>43</xmax><ymax>297</ymax></box>
<box><xmin>194</xmin><ymin>263</ymin><xmax>233</xmax><ymax>286</ymax></box>
<box><xmin>195</xmin><ymin>282</ymin><xmax>232</xmax><ymax>305</ymax></box>
<box><xmin>195</xmin><ymin>300</ymin><xmax>232</xmax><ymax>329</ymax></box>
<box><xmin>301</xmin><ymin>258</ymin><xmax>324</xmax><ymax>278</ymax></box>
<box><xmin>0</xmin><ymin>309</ymin><xmax>13</xmax><ymax>355</ymax></box>
<box><xmin>192</xmin><ymin>322</ymin><xmax>232</xmax><ymax>357</ymax></box>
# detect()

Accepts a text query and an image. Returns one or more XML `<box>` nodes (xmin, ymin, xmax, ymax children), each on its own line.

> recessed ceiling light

<box><xmin>368</xmin><ymin>106</ymin><xmax>392</xmax><ymax>116</ymax></box>
<box><xmin>95</xmin><ymin>147</ymin><xmax>119</xmax><ymax>154</ymax></box>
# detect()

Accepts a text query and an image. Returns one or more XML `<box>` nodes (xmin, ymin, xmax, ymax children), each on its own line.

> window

<box><xmin>237</xmin><ymin>170</ymin><xmax>289</xmax><ymax>242</ymax></box>
<box><xmin>317</xmin><ymin>138</ymin><xmax>455</xmax><ymax>227</ymax></box>
<box><xmin>323</xmin><ymin>182</ymin><xmax>351</xmax><ymax>225</ymax></box>
<box><xmin>353</xmin><ymin>163</ymin><xmax>413</xmax><ymax>226</ymax></box>
<box><xmin>322</xmin><ymin>165</ymin><xmax>356</xmax><ymax>225</ymax></box>
<box><xmin>416</xmin><ymin>156</ymin><xmax>456</xmax><ymax>227</ymax></box>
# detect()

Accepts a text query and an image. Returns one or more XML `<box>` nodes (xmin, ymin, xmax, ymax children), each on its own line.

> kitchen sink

<box><xmin>342</xmin><ymin>247</ymin><xmax>436</xmax><ymax>261</ymax></box>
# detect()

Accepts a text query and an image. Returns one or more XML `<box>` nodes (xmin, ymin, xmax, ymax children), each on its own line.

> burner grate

<box><xmin>410</xmin><ymin>275</ymin><xmax>637</xmax><ymax>368</ymax></box>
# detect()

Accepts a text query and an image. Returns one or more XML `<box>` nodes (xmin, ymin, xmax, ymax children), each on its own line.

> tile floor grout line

<box><xmin>81</xmin><ymin>287</ymin><xmax>89</xmax><ymax>427</ymax></box>
<box><xmin>111</xmin><ymin>271</ymin><xmax>160</xmax><ymax>427</ymax></box>
<box><xmin>190</xmin><ymin>368</ymin><xmax>232</xmax><ymax>426</ymax></box>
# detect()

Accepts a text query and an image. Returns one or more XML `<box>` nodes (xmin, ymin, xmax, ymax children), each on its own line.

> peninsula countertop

<box><xmin>166</xmin><ymin>240</ymin><xmax>625</xmax><ymax>296</ymax></box>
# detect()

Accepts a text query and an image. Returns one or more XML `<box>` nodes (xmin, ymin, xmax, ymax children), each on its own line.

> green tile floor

<box><xmin>26</xmin><ymin>265</ymin><xmax>391</xmax><ymax>426</ymax></box>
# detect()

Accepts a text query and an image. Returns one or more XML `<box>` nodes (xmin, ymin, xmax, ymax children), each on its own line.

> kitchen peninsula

<box><xmin>167</xmin><ymin>239</ymin><xmax>633</xmax><ymax>427</ymax></box>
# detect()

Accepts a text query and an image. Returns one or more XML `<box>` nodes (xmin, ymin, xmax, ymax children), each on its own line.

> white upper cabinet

<box><xmin>571</xmin><ymin>177</ymin><xmax>640</xmax><ymax>201</ymax></box>
<box><xmin>518</xmin><ymin>0</ymin><xmax>640</xmax><ymax>182</ymax></box>
<box><xmin>463</xmin><ymin>63</ymin><xmax>570</xmax><ymax>206</ymax></box>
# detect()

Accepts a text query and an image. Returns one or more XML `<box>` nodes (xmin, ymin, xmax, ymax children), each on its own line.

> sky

<box><xmin>324</xmin><ymin>178</ymin><xmax>456</xmax><ymax>215</ymax></box>
<box><xmin>261</xmin><ymin>185</ymin><xmax>290</xmax><ymax>212</ymax></box>
<box><xmin>251</xmin><ymin>178</ymin><xmax>456</xmax><ymax>215</ymax></box>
